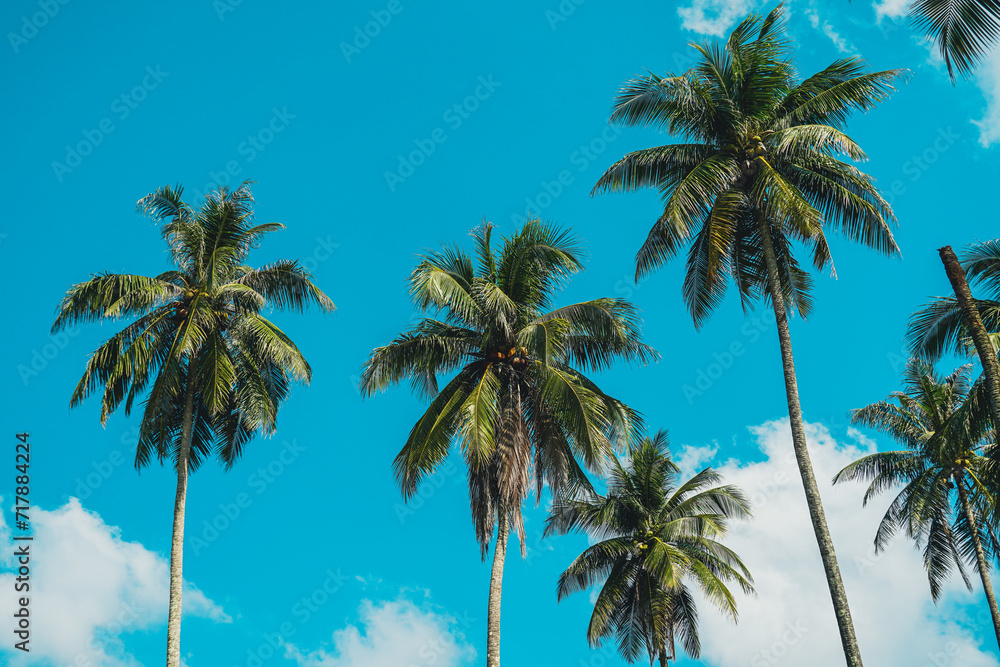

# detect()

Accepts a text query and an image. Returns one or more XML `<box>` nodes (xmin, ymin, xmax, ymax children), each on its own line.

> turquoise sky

<box><xmin>3</xmin><ymin>1</ymin><xmax>1000</xmax><ymax>666</ymax></box>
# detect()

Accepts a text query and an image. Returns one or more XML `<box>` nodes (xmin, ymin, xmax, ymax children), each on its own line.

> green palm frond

<box><xmin>910</xmin><ymin>0</ymin><xmax>1000</xmax><ymax>80</ymax></box>
<box><xmin>549</xmin><ymin>430</ymin><xmax>752</xmax><ymax>664</ymax></box>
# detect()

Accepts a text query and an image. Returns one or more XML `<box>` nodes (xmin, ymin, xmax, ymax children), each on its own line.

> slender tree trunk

<box><xmin>658</xmin><ymin>629</ymin><xmax>673</xmax><ymax>667</ymax></box>
<box><xmin>938</xmin><ymin>246</ymin><xmax>1000</xmax><ymax>443</ymax></box>
<box><xmin>758</xmin><ymin>222</ymin><xmax>864</xmax><ymax>667</ymax></box>
<box><xmin>166</xmin><ymin>375</ymin><xmax>196</xmax><ymax>667</ymax></box>
<box><xmin>486</xmin><ymin>515</ymin><xmax>509</xmax><ymax>667</ymax></box>
<box><xmin>955</xmin><ymin>476</ymin><xmax>1000</xmax><ymax>650</ymax></box>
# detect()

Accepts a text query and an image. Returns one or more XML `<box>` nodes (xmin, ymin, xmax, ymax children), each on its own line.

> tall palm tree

<box><xmin>52</xmin><ymin>182</ymin><xmax>334</xmax><ymax>667</ymax></box>
<box><xmin>833</xmin><ymin>359</ymin><xmax>1000</xmax><ymax>649</ymax></box>
<box><xmin>545</xmin><ymin>431</ymin><xmax>754</xmax><ymax>666</ymax></box>
<box><xmin>591</xmin><ymin>7</ymin><xmax>901</xmax><ymax>665</ymax></box>
<box><xmin>360</xmin><ymin>219</ymin><xmax>656</xmax><ymax>667</ymax></box>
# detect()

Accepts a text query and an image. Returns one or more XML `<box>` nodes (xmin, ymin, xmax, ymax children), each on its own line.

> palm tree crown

<box><xmin>834</xmin><ymin>360</ymin><xmax>998</xmax><ymax>599</ymax></box>
<box><xmin>545</xmin><ymin>431</ymin><xmax>754</xmax><ymax>665</ymax></box>
<box><xmin>53</xmin><ymin>182</ymin><xmax>334</xmax><ymax>470</ymax></box>
<box><xmin>594</xmin><ymin>6</ymin><xmax>902</xmax><ymax>327</ymax></box>
<box><xmin>361</xmin><ymin>219</ymin><xmax>656</xmax><ymax>551</ymax></box>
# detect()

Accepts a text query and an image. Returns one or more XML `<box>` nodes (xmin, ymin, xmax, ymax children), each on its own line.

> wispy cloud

<box><xmin>677</xmin><ymin>0</ymin><xmax>763</xmax><ymax>36</ymax></box>
<box><xmin>873</xmin><ymin>0</ymin><xmax>910</xmax><ymax>21</ymax></box>
<box><xmin>805</xmin><ymin>3</ymin><xmax>858</xmax><ymax>55</ymax></box>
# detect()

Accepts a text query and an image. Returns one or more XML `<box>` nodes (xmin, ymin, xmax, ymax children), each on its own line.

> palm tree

<box><xmin>545</xmin><ymin>431</ymin><xmax>754</xmax><ymax>666</ymax></box>
<box><xmin>833</xmin><ymin>359</ymin><xmax>1000</xmax><ymax>649</ymax></box>
<box><xmin>52</xmin><ymin>182</ymin><xmax>334</xmax><ymax>667</ymax></box>
<box><xmin>360</xmin><ymin>219</ymin><xmax>656</xmax><ymax>667</ymax></box>
<box><xmin>590</xmin><ymin>7</ymin><xmax>901</xmax><ymax>665</ymax></box>
<box><xmin>909</xmin><ymin>242</ymin><xmax>1000</xmax><ymax>453</ymax></box>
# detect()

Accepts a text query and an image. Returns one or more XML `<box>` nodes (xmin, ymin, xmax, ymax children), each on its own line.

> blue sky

<box><xmin>3</xmin><ymin>0</ymin><xmax>1000</xmax><ymax>665</ymax></box>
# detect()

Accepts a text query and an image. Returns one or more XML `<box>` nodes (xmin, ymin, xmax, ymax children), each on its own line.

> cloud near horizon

<box><xmin>677</xmin><ymin>419</ymin><xmax>1000</xmax><ymax>667</ymax></box>
<box><xmin>0</xmin><ymin>498</ymin><xmax>230</xmax><ymax>667</ymax></box>
<box><xmin>284</xmin><ymin>598</ymin><xmax>477</xmax><ymax>667</ymax></box>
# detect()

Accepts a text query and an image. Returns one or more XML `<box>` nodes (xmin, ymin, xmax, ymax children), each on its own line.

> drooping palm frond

<box><xmin>909</xmin><ymin>0</ymin><xmax>1000</xmax><ymax>80</ymax></box>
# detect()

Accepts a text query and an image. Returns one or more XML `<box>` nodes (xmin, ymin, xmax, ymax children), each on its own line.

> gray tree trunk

<box><xmin>955</xmin><ymin>476</ymin><xmax>1000</xmax><ymax>650</ymax></box>
<box><xmin>758</xmin><ymin>222</ymin><xmax>864</xmax><ymax>667</ymax></box>
<box><xmin>486</xmin><ymin>516</ymin><xmax>509</xmax><ymax>667</ymax></box>
<box><xmin>938</xmin><ymin>246</ymin><xmax>1000</xmax><ymax>446</ymax></box>
<box><xmin>165</xmin><ymin>375</ymin><xmax>196</xmax><ymax>667</ymax></box>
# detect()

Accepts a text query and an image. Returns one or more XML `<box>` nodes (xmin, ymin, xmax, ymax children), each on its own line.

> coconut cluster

<box><xmin>486</xmin><ymin>346</ymin><xmax>531</xmax><ymax>370</ymax></box>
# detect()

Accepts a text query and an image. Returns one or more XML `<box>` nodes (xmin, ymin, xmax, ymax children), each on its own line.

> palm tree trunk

<box><xmin>955</xmin><ymin>476</ymin><xmax>1000</xmax><ymax>649</ymax></box>
<box><xmin>659</xmin><ymin>651</ymin><xmax>669</xmax><ymax>667</ymax></box>
<box><xmin>166</xmin><ymin>374</ymin><xmax>196</xmax><ymax>667</ymax></box>
<box><xmin>938</xmin><ymin>246</ymin><xmax>1000</xmax><ymax>444</ymax></box>
<box><xmin>486</xmin><ymin>515</ymin><xmax>509</xmax><ymax>667</ymax></box>
<box><xmin>758</xmin><ymin>222</ymin><xmax>864</xmax><ymax>667</ymax></box>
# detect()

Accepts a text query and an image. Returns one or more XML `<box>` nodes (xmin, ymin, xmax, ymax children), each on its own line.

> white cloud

<box><xmin>873</xmin><ymin>0</ymin><xmax>910</xmax><ymax>21</ymax></box>
<box><xmin>973</xmin><ymin>48</ymin><xmax>1000</xmax><ymax>147</ymax></box>
<box><xmin>677</xmin><ymin>0</ymin><xmax>762</xmax><ymax>37</ymax></box>
<box><xmin>285</xmin><ymin>598</ymin><xmax>476</xmax><ymax>667</ymax></box>
<box><xmin>0</xmin><ymin>498</ymin><xmax>230</xmax><ymax>667</ymax></box>
<box><xmin>804</xmin><ymin>5</ymin><xmax>857</xmax><ymax>55</ymax></box>
<box><xmin>675</xmin><ymin>442</ymin><xmax>719</xmax><ymax>480</ymax></box>
<box><xmin>677</xmin><ymin>419</ymin><xmax>1000</xmax><ymax>667</ymax></box>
